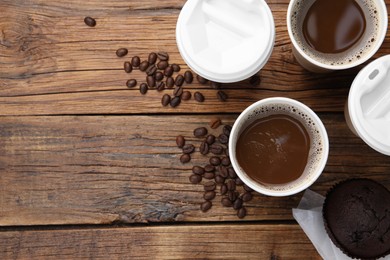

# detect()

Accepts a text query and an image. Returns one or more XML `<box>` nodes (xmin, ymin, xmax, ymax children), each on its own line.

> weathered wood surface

<box><xmin>0</xmin><ymin>224</ymin><xmax>320</xmax><ymax>259</ymax></box>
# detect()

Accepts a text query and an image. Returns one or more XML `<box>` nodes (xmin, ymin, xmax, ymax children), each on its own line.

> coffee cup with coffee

<box><xmin>229</xmin><ymin>97</ymin><xmax>329</xmax><ymax>196</ymax></box>
<box><xmin>287</xmin><ymin>0</ymin><xmax>388</xmax><ymax>73</ymax></box>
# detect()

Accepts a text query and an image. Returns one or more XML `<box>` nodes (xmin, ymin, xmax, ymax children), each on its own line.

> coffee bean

<box><xmin>196</xmin><ymin>75</ymin><xmax>208</xmax><ymax>84</ymax></box>
<box><xmin>139</xmin><ymin>83</ymin><xmax>148</xmax><ymax>94</ymax></box>
<box><xmin>146</xmin><ymin>65</ymin><xmax>157</xmax><ymax>76</ymax></box>
<box><xmin>193</xmin><ymin>127</ymin><xmax>208</xmax><ymax>137</ymax></box>
<box><xmin>139</xmin><ymin>61</ymin><xmax>149</xmax><ymax>71</ymax></box>
<box><xmin>223</xmin><ymin>125</ymin><xmax>232</xmax><ymax>136</ymax></box>
<box><xmin>227</xmin><ymin>180</ymin><xmax>236</xmax><ymax>191</ymax></box>
<box><xmin>157</xmin><ymin>52</ymin><xmax>169</xmax><ymax>61</ymax></box>
<box><xmin>217</xmin><ymin>91</ymin><xmax>228</xmax><ymax>102</ymax></box>
<box><xmin>84</xmin><ymin>16</ymin><xmax>96</xmax><ymax>27</ymax></box>
<box><xmin>171</xmin><ymin>64</ymin><xmax>181</xmax><ymax>72</ymax></box>
<box><xmin>204</xmin><ymin>172</ymin><xmax>215</xmax><ymax>180</ymax></box>
<box><xmin>170</xmin><ymin>96</ymin><xmax>181</xmax><ymax>108</ymax></box>
<box><xmin>220</xmin><ymin>184</ymin><xmax>228</xmax><ymax>195</ymax></box>
<box><xmin>235</xmin><ymin>178</ymin><xmax>244</xmax><ymax>186</ymax></box>
<box><xmin>162</xmin><ymin>94</ymin><xmax>171</xmax><ymax>106</ymax></box>
<box><xmin>146</xmin><ymin>75</ymin><xmax>156</xmax><ymax>88</ymax></box>
<box><xmin>204</xmin><ymin>191</ymin><xmax>216</xmax><ymax>200</ymax></box>
<box><xmin>192</xmin><ymin>166</ymin><xmax>205</xmax><ymax>175</ymax></box>
<box><xmin>228</xmin><ymin>167</ymin><xmax>237</xmax><ymax>179</ymax></box>
<box><xmin>116</xmin><ymin>48</ymin><xmax>128</xmax><ymax>57</ymax></box>
<box><xmin>210</xmin><ymin>144</ymin><xmax>223</xmax><ymax>155</ymax></box>
<box><xmin>157</xmin><ymin>82</ymin><xmax>165</xmax><ymax>92</ymax></box>
<box><xmin>124</xmin><ymin>61</ymin><xmax>133</xmax><ymax>73</ymax></box>
<box><xmin>209</xmin><ymin>118</ymin><xmax>222</xmax><ymax>129</ymax></box>
<box><xmin>237</xmin><ymin>207</ymin><xmax>247</xmax><ymax>219</ymax></box>
<box><xmin>206</xmin><ymin>135</ymin><xmax>216</xmax><ymax>145</ymax></box>
<box><xmin>242</xmin><ymin>192</ymin><xmax>253</xmax><ymax>202</ymax></box>
<box><xmin>221</xmin><ymin>197</ymin><xmax>233</xmax><ymax>207</ymax></box>
<box><xmin>164</xmin><ymin>66</ymin><xmax>174</xmax><ymax>77</ymax></box>
<box><xmin>173</xmin><ymin>86</ymin><xmax>183</xmax><ymax>97</ymax></box>
<box><xmin>221</xmin><ymin>157</ymin><xmax>231</xmax><ymax>166</ymax></box>
<box><xmin>131</xmin><ymin>56</ymin><xmax>141</xmax><ymax>67</ymax></box>
<box><xmin>181</xmin><ymin>154</ymin><xmax>191</xmax><ymax>164</ymax></box>
<box><xmin>166</xmin><ymin>77</ymin><xmax>174</xmax><ymax>88</ymax></box>
<box><xmin>249</xmin><ymin>74</ymin><xmax>261</xmax><ymax>86</ymax></box>
<box><xmin>176</xmin><ymin>135</ymin><xmax>185</xmax><ymax>148</ymax></box>
<box><xmin>184</xmin><ymin>70</ymin><xmax>194</xmax><ymax>84</ymax></box>
<box><xmin>233</xmin><ymin>198</ymin><xmax>243</xmax><ymax>210</ymax></box>
<box><xmin>189</xmin><ymin>174</ymin><xmax>201</xmax><ymax>184</ymax></box>
<box><xmin>148</xmin><ymin>52</ymin><xmax>157</xmax><ymax>64</ymax></box>
<box><xmin>209</xmin><ymin>156</ymin><xmax>221</xmax><ymax>166</ymax></box>
<box><xmin>194</xmin><ymin>92</ymin><xmax>205</xmax><ymax>102</ymax></box>
<box><xmin>211</xmin><ymin>81</ymin><xmax>221</xmax><ymax>89</ymax></box>
<box><xmin>244</xmin><ymin>185</ymin><xmax>254</xmax><ymax>192</ymax></box>
<box><xmin>218</xmin><ymin>134</ymin><xmax>229</xmax><ymax>144</ymax></box>
<box><xmin>228</xmin><ymin>190</ymin><xmax>239</xmax><ymax>202</ymax></box>
<box><xmin>126</xmin><ymin>79</ymin><xmax>137</xmax><ymax>88</ymax></box>
<box><xmin>182</xmin><ymin>91</ymin><xmax>191</xmax><ymax>101</ymax></box>
<box><xmin>182</xmin><ymin>144</ymin><xmax>195</xmax><ymax>154</ymax></box>
<box><xmin>200</xmin><ymin>141</ymin><xmax>209</xmax><ymax>155</ymax></box>
<box><xmin>200</xmin><ymin>201</ymin><xmax>212</xmax><ymax>212</ymax></box>
<box><xmin>204</xmin><ymin>181</ymin><xmax>216</xmax><ymax>191</ymax></box>
<box><xmin>215</xmin><ymin>175</ymin><xmax>225</xmax><ymax>184</ymax></box>
<box><xmin>157</xmin><ymin>61</ymin><xmax>169</xmax><ymax>70</ymax></box>
<box><xmin>155</xmin><ymin>72</ymin><xmax>164</xmax><ymax>81</ymax></box>
<box><xmin>204</xmin><ymin>164</ymin><xmax>215</xmax><ymax>172</ymax></box>
<box><xmin>175</xmin><ymin>74</ymin><xmax>185</xmax><ymax>87</ymax></box>
<box><xmin>219</xmin><ymin>166</ymin><xmax>228</xmax><ymax>178</ymax></box>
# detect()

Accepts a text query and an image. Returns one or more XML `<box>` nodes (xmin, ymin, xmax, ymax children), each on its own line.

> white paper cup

<box><xmin>229</xmin><ymin>97</ymin><xmax>329</xmax><ymax>196</ymax></box>
<box><xmin>176</xmin><ymin>0</ymin><xmax>275</xmax><ymax>83</ymax></box>
<box><xmin>345</xmin><ymin>55</ymin><xmax>390</xmax><ymax>156</ymax></box>
<box><xmin>286</xmin><ymin>0</ymin><xmax>388</xmax><ymax>73</ymax></box>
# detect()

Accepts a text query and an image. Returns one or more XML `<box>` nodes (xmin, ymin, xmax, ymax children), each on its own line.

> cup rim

<box><xmin>229</xmin><ymin>97</ymin><xmax>329</xmax><ymax>196</ymax></box>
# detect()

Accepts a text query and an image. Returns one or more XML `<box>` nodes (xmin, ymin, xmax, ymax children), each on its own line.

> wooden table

<box><xmin>1</xmin><ymin>0</ymin><xmax>389</xmax><ymax>259</ymax></box>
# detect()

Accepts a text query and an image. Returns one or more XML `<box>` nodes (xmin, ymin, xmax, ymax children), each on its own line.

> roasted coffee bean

<box><xmin>192</xmin><ymin>166</ymin><xmax>205</xmax><ymax>175</ymax></box>
<box><xmin>170</xmin><ymin>96</ymin><xmax>181</xmax><ymax>108</ymax></box>
<box><xmin>244</xmin><ymin>185</ymin><xmax>254</xmax><ymax>192</ymax></box>
<box><xmin>215</xmin><ymin>175</ymin><xmax>225</xmax><ymax>184</ymax></box>
<box><xmin>237</xmin><ymin>207</ymin><xmax>247</xmax><ymax>219</ymax></box>
<box><xmin>220</xmin><ymin>184</ymin><xmax>228</xmax><ymax>195</ymax></box>
<box><xmin>221</xmin><ymin>197</ymin><xmax>233</xmax><ymax>207</ymax></box>
<box><xmin>218</xmin><ymin>134</ymin><xmax>229</xmax><ymax>144</ymax></box>
<box><xmin>221</xmin><ymin>157</ymin><xmax>231</xmax><ymax>166</ymax></box>
<box><xmin>200</xmin><ymin>141</ymin><xmax>209</xmax><ymax>155</ymax></box>
<box><xmin>181</xmin><ymin>91</ymin><xmax>191</xmax><ymax>101</ymax></box>
<box><xmin>175</xmin><ymin>74</ymin><xmax>185</xmax><ymax>87</ymax></box>
<box><xmin>227</xmin><ymin>180</ymin><xmax>236</xmax><ymax>191</ymax></box>
<box><xmin>196</xmin><ymin>75</ymin><xmax>208</xmax><ymax>84</ymax></box>
<box><xmin>162</xmin><ymin>94</ymin><xmax>171</xmax><ymax>106</ymax></box>
<box><xmin>126</xmin><ymin>79</ymin><xmax>137</xmax><ymax>88</ymax></box>
<box><xmin>228</xmin><ymin>167</ymin><xmax>237</xmax><ymax>179</ymax></box>
<box><xmin>249</xmin><ymin>74</ymin><xmax>261</xmax><ymax>86</ymax></box>
<box><xmin>84</xmin><ymin>16</ymin><xmax>96</xmax><ymax>27</ymax></box>
<box><xmin>204</xmin><ymin>172</ymin><xmax>215</xmax><ymax>180</ymax></box>
<box><xmin>223</xmin><ymin>125</ymin><xmax>232</xmax><ymax>136</ymax></box>
<box><xmin>189</xmin><ymin>174</ymin><xmax>201</xmax><ymax>184</ymax></box>
<box><xmin>176</xmin><ymin>135</ymin><xmax>185</xmax><ymax>148</ymax></box>
<box><xmin>116</xmin><ymin>48</ymin><xmax>128</xmax><ymax>57</ymax></box>
<box><xmin>157</xmin><ymin>61</ymin><xmax>169</xmax><ymax>70</ymax></box>
<box><xmin>204</xmin><ymin>164</ymin><xmax>215</xmax><ymax>172</ymax></box>
<box><xmin>148</xmin><ymin>52</ymin><xmax>157</xmax><ymax>64</ymax></box>
<box><xmin>219</xmin><ymin>166</ymin><xmax>228</xmax><ymax>178</ymax></box>
<box><xmin>131</xmin><ymin>56</ymin><xmax>141</xmax><ymax>67</ymax></box>
<box><xmin>182</xmin><ymin>144</ymin><xmax>195</xmax><ymax>154</ymax></box>
<box><xmin>210</xmin><ymin>144</ymin><xmax>223</xmax><ymax>155</ymax></box>
<box><xmin>242</xmin><ymin>192</ymin><xmax>253</xmax><ymax>202</ymax></box>
<box><xmin>124</xmin><ymin>61</ymin><xmax>133</xmax><ymax>73</ymax></box>
<box><xmin>211</xmin><ymin>81</ymin><xmax>221</xmax><ymax>89</ymax></box>
<box><xmin>204</xmin><ymin>181</ymin><xmax>216</xmax><ymax>191</ymax></box>
<box><xmin>233</xmin><ymin>198</ymin><xmax>243</xmax><ymax>210</ymax></box>
<box><xmin>139</xmin><ymin>83</ymin><xmax>148</xmax><ymax>94</ymax></box>
<box><xmin>139</xmin><ymin>61</ymin><xmax>149</xmax><ymax>71</ymax></box>
<box><xmin>166</xmin><ymin>77</ymin><xmax>174</xmax><ymax>88</ymax></box>
<box><xmin>200</xmin><ymin>201</ymin><xmax>212</xmax><ymax>212</ymax></box>
<box><xmin>194</xmin><ymin>92</ymin><xmax>205</xmax><ymax>102</ymax></box>
<box><xmin>209</xmin><ymin>118</ymin><xmax>222</xmax><ymax>129</ymax></box>
<box><xmin>157</xmin><ymin>82</ymin><xmax>165</xmax><ymax>92</ymax></box>
<box><xmin>206</xmin><ymin>134</ymin><xmax>216</xmax><ymax>145</ymax></box>
<box><xmin>235</xmin><ymin>178</ymin><xmax>244</xmax><ymax>186</ymax></box>
<box><xmin>184</xmin><ymin>70</ymin><xmax>194</xmax><ymax>84</ymax></box>
<box><xmin>146</xmin><ymin>75</ymin><xmax>156</xmax><ymax>88</ymax></box>
<box><xmin>204</xmin><ymin>191</ymin><xmax>216</xmax><ymax>201</ymax></box>
<box><xmin>217</xmin><ymin>91</ymin><xmax>228</xmax><ymax>102</ymax></box>
<box><xmin>146</xmin><ymin>65</ymin><xmax>157</xmax><ymax>76</ymax></box>
<box><xmin>193</xmin><ymin>127</ymin><xmax>208</xmax><ymax>137</ymax></box>
<box><xmin>164</xmin><ymin>66</ymin><xmax>174</xmax><ymax>77</ymax></box>
<box><xmin>157</xmin><ymin>51</ymin><xmax>169</xmax><ymax>61</ymax></box>
<box><xmin>228</xmin><ymin>190</ymin><xmax>239</xmax><ymax>202</ymax></box>
<box><xmin>173</xmin><ymin>86</ymin><xmax>183</xmax><ymax>97</ymax></box>
<box><xmin>155</xmin><ymin>71</ymin><xmax>164</xmax><ymax>81</ymax></box>
<box><xmin>171</xmin><ymin>64</ymin><xmax>181</xmax><ymax>72</ymax></box>
<box><xmin>209</xmin><ymin>156</ymin><xmax>221</xmax><ymax>166</ymax></box>
<box><xmin>180</xmin><ymin>153</ymin><xmax>191</xmax><ymax>164</ymax></box>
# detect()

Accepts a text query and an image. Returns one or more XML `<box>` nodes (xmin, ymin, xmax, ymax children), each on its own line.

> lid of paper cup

<box><xmin>348</xmin><ymin>55</ymin><xmax>390</xmax><ymax>156</ymax></box>
<box><xmin>176</xmin><ymin>0</ymin><xmax>275</xmax><ymax>83</ymax></box>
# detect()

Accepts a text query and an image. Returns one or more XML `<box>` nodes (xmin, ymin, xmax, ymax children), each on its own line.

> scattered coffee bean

<box><xmin>146</xmin><ymin>65</ymin><xmax>157</xmax><ymax>76</ymax></box>
<box><xmin>176</xmin><ymin>135</ymin><xmax>185</xmax><ymax>148</ymax></box>
<box><xmin>204</xmin><ymin>164</ymin><xmax>215</xmax><ymax>172</ymax></box>
<box><xmin>204</xmin><ymin>172</ymin><xmax>215</xmax><ymax>180</ymax></box>
<box><xmin>148</xmin><ymin>52</ymin><xmax>157</xmax><ymax>64</ymax></box>
<box><xmin>182</xmin><ymin>144</ymin><xmax>195</xmax><ymax>154</ymax></box>
<box><xmin>235</xmin><ymin>178</ymin><xmax>244</xmax><ymax>186</ymax></box>
<box><xmin>181</xmin><ymin>91</ymin><xmax>191</xmax><ymax>101</ymax></box>
<box><xmin>218</xmin><ymin>134</ymin><xmax>229</xmax><ymax>144</ymax></box>
<box><xmin>201</xmin><ymin>201</ymin><xmax>212</xmax><ymax>212</ymax></box>
<box><xmin>223</xmin><ymin>125</ymin><xmax>232</xmax><ymax>136</ymax></box>
<box><xmin>116</xmin><ymin>48</ymin><xmax>128</xmax><ymax>57</ymax></box>
<box><xmin>228</xmin><ymin>167</ymin><xmax>237</xmax><ymax>179</ymax></box>
<box><xmin>244</xmin><ymin>185</ymin><xmax>254</xmax><ymax>192</ymax></box>
<box><xmin>162</xmin><ymin>94</ymin><xmax>171</xmax><ymax>106</ymax></box>
<box><xmin>227</xmin><ymin>180</ymin><xmax>236</xmax><ymax>191</ymax></box>
<box><xmin>217</xmin><ymin>90</ymin><xmax>228</xmax><ymax>102</ymax></box>
<box><xmin>249</xmin><ymin>74</ymin><xmax>261</xmax><ymax>86</ymax></box>
<box><xmin>171</xmin><ymin>64</ymin><xmax>181</xmax><ymax>72</ymax></box>
<box><xmin>157</xmin><ymin>61</ymin><xmax>169</xmax><ymax>70</ymax></box>
<box><xmin>228</xmin><ymin>190</ymin><xmax>239</xmax><ymax>202</ymax></box>
<box><xmin>209</xmin><ymin>118</ymin><xmax>222</xmax><ymax>129</ymax></box>
<box><xmin>204</xmin><ymin>191</ymin><xmax>216</xmax><ymax>201</ymax></box>
<box><xmin>204</xmin><ymin>181</ymin><xmax>216</xmax><ymax>191</ymax></box>
<box><xmin>157</xmin><ymin>82</ymin><xmax>165</xmax><ymax>92</ymax></box>
<box><xmin>173</xmin><ymin>86</ymin><xmax>183</xmax><ymax>97</ymax></box>
<box><xmin>209</xmin><ymin>156</ymin><xmax>221</xmax><ymax>166</ymax></box>
<box><xmin>221</xmin><ymin>157</ymin><xmax>231</xmax><ymax>166</ymax></box>
<box><xmin>219</xmin><ymin>166</ymin><xmax>228</xmax><ymax>178</ymax></box>
<box><xmin>180</xmin><ymin>153</ymin><xmax>191</xmax><ymax>163</ymax></box>
<box><xmin>196</xmin><ymin>75</ymin><xmax>208</xmax><ymax>84</ymax></box>
<box><xmin>170</xmin><ymin>96</ymin><xmax>181</xmax><ymax>108</ymax></box>
<box><xmin>221</xmin><ymin>197</ymin><xmax>233</xmax><ymax>207</ymax></box>
<box><xmin>166</xmin><ymin>77</ymin><xmax>174</xmax><ymax>88</ymax></box>
<box><xmin>206</xmin><ymin>134</ymin><xmax>216</xmax><ymax>145</ymax></box>
<box><xmin>164</xmin><ymin>66</ymin><xmax>174</xmax><ymax>77</ymax></box>
<box><xmin>155</xmin><ymin>71</ymin><xmax>164</xmax><ymax>81</ymax></box>
<box><xmin>210</xmin><ymin>144</ymin><xmax>223</xmax><ymax>155</ymax></box>
<box><xmin>242</xmin><ymin>192</ymin><xmax>253</xmax><ymax>202</ymax></box>
<box><xmin>124</xmin><ymin>61</ymin><xmax>133</xmax><ymax>73</ymax></box>
<box><xmin>194</xmin><ymin>92</ymin><xmax>205</xmax><ymax>102</ymax></box>
<box><xmin>139</xmin><ymin>61</ymin><xmax>149</xmax><ymax>71</ymax></box>
<box><xmin>193</xmin><ymin>127</ymin><xmax>208</xmax><ymax>137</ymax></box>
<box><xmin>175</xmin><ymin>74</ymin><xmax>185</xmax><ymax>87</ymax></box>
<box><xmin>200</xmin><ymin>141</ymin><xmax>209</xmax><ymax>155</ymax></box>
<box><xmin>139</xmin><ymin>83</ymin><xmax>148</xmax><ymax>94</ymax></box>
<box><xmin>237</xmin><ymin>207</ymin><xmax>247</xmax><ymax>219</ymax></box>
<box><xmin>189</xmin><ymin>174</ymin><xmax>202</xmax><ymax>184</ymax></box>
<box><xmin>157</xmin><ymin>52</ymin><xmax>169</xmax><ymax>61</ymax></box>
<box><xmin>184</xmin><ymin>70</ymin><xmax>194</xmax><ymax>84</ymax></box>
<box><xmin>211</xmin><ymin>81</ymin><xmax>221</xmax><ymax>89</ymax></box>
<box><xmin>131</xmin><ymin>56</ymin><xmax>140</xmax><ymax>67</ymax></box>
<box><xmin>146</xmin><ymin>75</ymin><xmax>156</xmax><ymax>88</ymax></box>
<box><xmin>126</xmin><ymin>79</ymin><xmax>137</xmax><ymax>88</ymax></box>
<box><xmin>192</xmin><ymin>166</ymin><xmax>205</xmax><ymax>175</ymax></box>
<box><xmin>233</xmin><ymin>198</ymin><xmax>243</xmax><ymax>210</ymax></box>
<box><xmin>220</xmin><ymin>184</ymin><xmax>228</xmax><ymax>195</ymax></box>
<box><xmin>215</xmin><ymin>175</ymin><xmax>225</xmax><ymax>184</ymax></box>
<box><xmin>84</xmin><ymin>16</ymin><xmax>96</xmax><ymax>27</ymax></box>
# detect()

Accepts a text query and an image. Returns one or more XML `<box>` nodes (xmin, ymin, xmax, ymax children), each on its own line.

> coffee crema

<box><xmin>236</xmin><ymin>114</ymin><xmax>310</xmax><ymax>185</ymax></box>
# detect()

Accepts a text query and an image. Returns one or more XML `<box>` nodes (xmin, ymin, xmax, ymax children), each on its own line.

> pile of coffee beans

<box><xmin>176</xmin><ymin>118</ymin><xmax>254</xmax><ymax>219</ymax></box>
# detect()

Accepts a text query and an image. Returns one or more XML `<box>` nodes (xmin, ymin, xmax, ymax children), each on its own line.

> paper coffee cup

<box><xmin>176</xmin><ymin>0</ymin><xmax>275</xmax><ymax>83</ymax></box>
<box><xmin>286</xmin><ymin>0</ymin><xmax>388</xmax><ymax>73</ymax></box>
<box><xmin>229</xmin><ymin>97</ymin><xmax>329</xmax><ymax>197</ymax></box>
<box><xmin>345</xmin><ymin>55</ymin><xmax>390</xmax><ymax>156</ymax></box>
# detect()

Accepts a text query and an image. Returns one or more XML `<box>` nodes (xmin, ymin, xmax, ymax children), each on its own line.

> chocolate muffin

<box><xmin>323</xmin><ymin>178</ymin><xmax>390</xmax><ymax>260</ymax></box>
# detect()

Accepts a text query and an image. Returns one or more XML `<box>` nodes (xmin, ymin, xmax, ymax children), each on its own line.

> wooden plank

<box><xmin>0</xmin><ymin>224</ymin><xmax>321</xmax><ymax>259</ymax></box>
<box><xmin>1</xmin><ymin>115</ymin><xmax>389</xmax><ymax>226</ymax></box>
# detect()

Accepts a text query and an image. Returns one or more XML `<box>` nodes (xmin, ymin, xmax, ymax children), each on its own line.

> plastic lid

<box><xmin>176</xmin><ymin>0</ymin><xmax>275</xmax><ymax>83</ymax></box>
<box><xmin>348</xmin><ymin>55</ymin><xmax>390</xmax><ymax>156</ymax></box>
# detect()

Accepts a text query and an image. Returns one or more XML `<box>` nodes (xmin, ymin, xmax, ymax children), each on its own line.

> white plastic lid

<box><xmin>176</xmin><ymin>0</ymin><xmax>275</xmax><ymax>83</ymax></box>
<box><xmin>348</xmin><ymin>55</ymin><xmax>390</xmax><ymax>156</ymax></box>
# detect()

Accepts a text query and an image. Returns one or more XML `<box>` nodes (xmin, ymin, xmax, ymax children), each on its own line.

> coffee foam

<box><xmin>236</xmin><ymin>103</ymin><xmax>326</xmax><ymax>192</ymax></box>
<box><xmin>290</xmin><ymin>0</ymin><xmax>380</xmax><ymax>66</ymax></box>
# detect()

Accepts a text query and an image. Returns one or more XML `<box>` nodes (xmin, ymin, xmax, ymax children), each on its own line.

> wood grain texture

<box><xmin>0</xmin><ymin>224</ymin><xmax>321</xmax><ymax>259</ymax></box>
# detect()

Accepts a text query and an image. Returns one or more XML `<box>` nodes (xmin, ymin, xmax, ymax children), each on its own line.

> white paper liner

<box><xmin>292</xmin><ymin>189</ymin><xmax>390</xmax><ymax>260</ymax></box>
